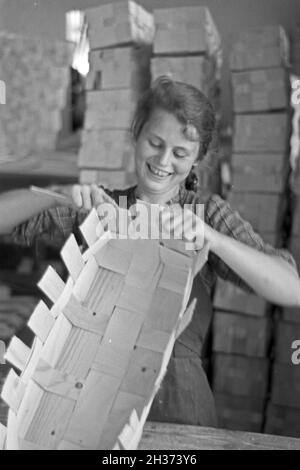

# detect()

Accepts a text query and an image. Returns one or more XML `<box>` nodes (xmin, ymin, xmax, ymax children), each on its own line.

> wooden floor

<box><xmin>140</xmin><ymin>422</ymin><xmax>300</xmax><ymax>450</ymax></box>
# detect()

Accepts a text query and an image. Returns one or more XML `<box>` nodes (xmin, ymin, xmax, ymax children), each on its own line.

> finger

<box><xmin>99</xmin><ymin>188</ymin><xmax>119</xmax><ymax>208</ymax></box>
<box><xmin>90</xmin><ymin>184</ymin><xmax>105</xmax><ymax>207</ymax></box>
<box><xmin>72</xmin><ymin>185</ymin><xmax>83</xmax><ymax>208</ymax></box>
<box><xmin>81</xmin><ymin>185</ymin><xmax>92</xmax><ymax>210</ymax></box>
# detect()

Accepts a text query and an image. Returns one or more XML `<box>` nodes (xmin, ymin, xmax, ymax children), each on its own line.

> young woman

<box><xmin>0</xmin><ymin>77</ymin><xmax>299</xmax><ymax>427</ymax></box>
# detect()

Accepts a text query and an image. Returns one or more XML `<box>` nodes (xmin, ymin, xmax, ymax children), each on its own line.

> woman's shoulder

<box><xmin>180</xmin><ymin>187</ymin><xmax>227</xmax><ymax>220</ymax></box>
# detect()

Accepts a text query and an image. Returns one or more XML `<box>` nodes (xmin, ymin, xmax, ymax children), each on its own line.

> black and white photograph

<box><xmin>0</xmin><ymin>0</ymin><xmax>300</xmax><ymax>453</ymax></box>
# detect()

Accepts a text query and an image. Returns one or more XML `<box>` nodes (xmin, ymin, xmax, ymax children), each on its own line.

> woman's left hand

<box><xmin>160</xmin><ymin>204</ymin><xmax>206</xmax><ymax>250</ymax></box>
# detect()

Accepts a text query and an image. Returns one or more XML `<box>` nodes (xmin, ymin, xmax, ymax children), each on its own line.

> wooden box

<box><xmin>265</xmin><ymin>403</ymin><xmax>300</xmax><ymax>438</ymax></box>
<box><xmin>290</xmin><ymin>236</ymin><xmax>300</xmax><ymax>269</ymax></box>
<box><xmin>214</xmin><ymin>393</ymin><xmax>265</xmax><ymax>433</ymax></box>
<box><xmin>84</xmin><ymin>89</ymin><xmax>138</xmax><ymax>130</ymax></box>
<box><xmin>153</xmin><ymin>6</ymin><xmax>221</xmax><ymax>59</ymax></box>
<box><xmin>271</xmin><ymin>363</ymin><xmax>300</xmax><ymax>409</ymax></box>
<box><xmin>227</xmin><ymin>191</ymin><xmax>282</xmax><ymax>234</ymax></box>
<box><xmin>231</xmin><ymin>153</ymin><xmax>287</xmax><ymax>194</ymax></box>
<box><xmin>292</xmin><ymin>197</ymin><xmax>300</xmax><ymax>236</ymax></box>
<box><xmin>283</xmin><ymin>308</ymin><xmax>300</xmax><ymax>324</ymax></box>
<box><xmin>86</xmin><ymin>1</ymin><xmax>154</xmax><ymax>50</ymax></box>
<box><xmin>275</xmin><ymin>321</ymin><xmax>300</xmax><ymax>364</ymax></box>
<box><xmin>213</xmin><ymin>278</ymin><xmax>268</xmax><ymax>317</ymax></box>
<box><xmin>213</xmin><ymin>311</ymin><xmax>271</xmax><ymax>357</ymax></box>
<box><xmin>86</xmin><ymin>46</ymin><xmax>151</xmax><ymax>92</ymax></box>
<box><xmin>151</xmin><ymin>55</ymin><xmax>218</xmax><ymax>97</ymax></box>
<box><xmin>78</xmin><ymin>130</ymin><xmax>134</xmax><ymax>170</ymax></box>
<box><xmin>230</xmin><ymin>26</ymin><xmax>289</xmax><ymax>71</ymax></box>
<box><xmin>213</xmin><ymin>354</ymin><xmax>269</xmax><ymax>398</ymax></box>
<box><xmin>231</xmin><ymin>68</ymin><xmax>289</xmax><ymax>113</ymax></box>
<box><xmin>292</xmin><ymin>161</ymin><xmax>300</xmax><ymax>196</ymax></box>
<box><xmin>233</xmin><ymin>113</ymin><xmax>289</xmax><ymax>153</ymax></box>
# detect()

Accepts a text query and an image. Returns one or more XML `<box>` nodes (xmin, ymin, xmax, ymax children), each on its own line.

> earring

<box><xmin>185</xmin><ymin>169</ymin><xmax>198</xmax><ymax>191</ymax></box>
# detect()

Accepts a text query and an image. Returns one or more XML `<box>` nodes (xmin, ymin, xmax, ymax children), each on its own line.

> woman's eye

<box><xmin>174</xmin><ymin>150</ymin><xmax>187</xmax><ymax>159</ymax></box>
<box><xmin>149</xmin><ymin>139</ymin><xmax>162</xmax><ymax>148</ymax></box>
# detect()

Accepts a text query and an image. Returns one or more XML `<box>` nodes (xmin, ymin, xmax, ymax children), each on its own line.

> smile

<box><xmin>147</xmin><ymin>163</ymin><xmax>173</xmax><ymax>178</ymax></box>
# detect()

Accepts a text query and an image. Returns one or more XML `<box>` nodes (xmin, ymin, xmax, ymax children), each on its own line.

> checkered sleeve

<box><xmin>10</xmin><ymin>206</ymin><xmax>87</xmax><ymax>248</ymax></box>
<box><xmin>205</xmin><ymin>194</ymin><xmax>299</xmax><ymax>292</ymax></box>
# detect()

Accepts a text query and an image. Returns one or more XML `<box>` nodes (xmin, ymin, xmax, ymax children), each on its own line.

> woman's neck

<box><xmin>134</xmin><ymin>184</ymin><xmax>180</xmax><ymax>205</ymax></box>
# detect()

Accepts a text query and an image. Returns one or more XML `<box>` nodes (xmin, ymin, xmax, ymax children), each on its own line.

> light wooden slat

<box><xmin>136</xmin><ymin>325</ymin><xmax>171</xmax><ymax>354</ymax></box>
<box><xmin>91</xmin><ymin>344</ymin><xmax>131</xmax><ymax>378</ymax></box>
<box><xmin>32</xmin><ymin>358</ymin><xmax>85</xmax><ymax>401</ymax></box>
<box><xmin>120</xmin><ymin>347</ymin><xmax>162</xmax><ymax>398</ymax></box>
<box><xmin>79</xmin><ymin>208</ymin><xmax>101</xmax><ymax>247</ymax></box>
<box><xmin>40</xmin><ymin>314</ymin><xmax>72</xmax><ymax>368</ymax></box>
<box><xmin>28</xmin><ymin>301</ymin><xmax>55</xmax><ymax>343</ymax></box>
<box><xmin>5</xmin><ymin>337</ymin><xmax>31</xmax><ymax>372</ymax></box>
<box><xmin>159</xmin><ymin>264</ymin><xmax>190</xmax><ymax>294</ymax></box>
<box><xmin>97</xmin><ymin>391</ymin><xmax>145</xmax><ymax>450</ymax></box>
<box><xmin>73</xmin><ymin>257</ymin><xmax>98</xmax><ymax>303</ymax></box>
<box><xmin>60</xmin><ymin>234</ymin><xmax>85</xmax><ymax>281</ymax></box>
<box><xmin>64</xmin><ymin>371</ymin><xmax>121</xmax><ymax>449</ymax></box>
<box><xmin>24</xmin><ymin>391</ymin><xmax>74</xmax><ymax>448</ymax></box>
<box><xmin>50</xmin><ymin>277</ymin><xmax>74</xmax><ymax>319</ymax></box>
<box><xmin>21</xmin><ymin>338</ymin><xmax>44</xmax><ymax>385</ymax></box>
<box><xmin>176</xmin><ymin>298</ymin><xmax>197</xmax><ymax>339</ymax></box>
<box><xmin>55</xmin><ymin>327</ymin><xmax>100</xmax><ymax>379</ymax></box>
<box><xmin>0</xmin><ymin>423</ymin><xmax>6</xmax><ymax>450</ymax></box>
<box><xmin>38</xmin><ymin>266</ymin><xmax>65</xmax><ymax>304</ymax></box>
<box><xmin>101</xmin><ymin>307</ymin><xmax>143</xmax><ymax>352</ymax></box>
<box><xmin>16</xmin><ymin>382</ymin><xmax>44</xmax><ymax>440</ymax></box>
<box><xmin>95</xmin><ymin>242</ymin><xmax>133</xmax><ymax>274</ymax></box>
<box><xmin>82</xmin><ymin>230</ymin><xmax>111</xmax><ymax>262</ymax></box>
<box><xmin>1</xmin><ymin>369</ymin><xmax>26</xmax><ymax>414</ymax></box>
<box><xmin>145</xmin><ymin>287</ymin><xmax>183</xmax><ymax>333</ymax></box>
<box><xmin>63</xmin><ymin>294</ymin><xmax>109</xmax><ymax>335</ymax></box>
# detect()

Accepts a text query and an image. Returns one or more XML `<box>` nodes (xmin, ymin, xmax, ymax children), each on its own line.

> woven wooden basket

<box><xmin>0</xmin><ymin>205</ymin><xmax>208</xmax><ymax>450</ymax></box>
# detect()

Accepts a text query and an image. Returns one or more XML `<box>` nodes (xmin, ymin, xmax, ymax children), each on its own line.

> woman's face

<box><xmin>134</xmin><ymin>108</ymin><xmax>200</xmax><ymax>198</ymax></box>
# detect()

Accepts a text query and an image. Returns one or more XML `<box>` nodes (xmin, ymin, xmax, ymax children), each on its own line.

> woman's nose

<box><xmin>157</xmin><ymin>148</ymin><xmax>172</xmax><ymax>167</ymax></box>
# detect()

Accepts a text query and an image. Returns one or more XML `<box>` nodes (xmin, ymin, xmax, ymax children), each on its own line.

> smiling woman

<box><xmin>0</xmin><ymin>77</ymin><xmax>300</xmax><ymax>429</ymax></box>
<box><xmin>131</xmin><ymin>77</ymin><xmax>215</xmax><ymax>204</ymax></box>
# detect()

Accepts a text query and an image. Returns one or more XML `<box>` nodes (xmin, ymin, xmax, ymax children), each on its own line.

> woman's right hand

<box><xmin>47</xmin><ymin>184</ymin><xmax>117</xmax><ymax>210</ymax></box>
<box><xmin>72</xmin><ymin>184</ymin><xmax>118</xmax><ymax>210</ymax></box>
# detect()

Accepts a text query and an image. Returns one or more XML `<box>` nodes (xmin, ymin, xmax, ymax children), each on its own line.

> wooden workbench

<box><xmin>140</xmin><ymin>423</ymin><xmax>300</xmax><ymax>450</ymax></box>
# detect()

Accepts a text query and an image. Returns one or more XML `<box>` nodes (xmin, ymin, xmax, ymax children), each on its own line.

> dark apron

<box><xmin>148</xmin><ymin>275</ymin><xmax>217</xmax><ymax>427</ymax></box>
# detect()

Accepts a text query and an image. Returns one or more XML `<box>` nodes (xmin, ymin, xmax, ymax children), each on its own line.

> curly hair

<box><xmin>131</xmin><ymin>76</ymin><xmax>216</xmax><ymax>161</ymax></box>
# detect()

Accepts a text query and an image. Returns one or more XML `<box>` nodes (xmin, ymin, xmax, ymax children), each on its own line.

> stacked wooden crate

<box><xmin>79</xmin><ymin>1</ymin><xmax>154</xmax><ymax>189</ymax></box>
<box><xmin>228</xmin><ymin>26</ymin><xmax>291</xmax><ymax>247</ymax></box>
<box><xmin>264</xmin><ymin>194</ymin><xmax>300</xmax><ymax>437</ymax></box>
<box><xmin>0</xmin><ymin>32</ymin><xmax>72</xmax><ymax>163</ymax></box>
<box><xmin>264</xmin><ymin>309</ymin><xmax>300</xmax><ymax>438</ymax></box>
<box><xmin>212</xmin><ymin>279</ymin><xmax>271</xmax><ymax>432</ymax></box>
<box><xmin>151</xmin><ymin>5</ymin><xmax>222</xmax><ymax>197</ymax></box>
<box><xmin>291</xmin><ymin>27</ymin><xmax>300</xmax><ymax>77</ymax></box>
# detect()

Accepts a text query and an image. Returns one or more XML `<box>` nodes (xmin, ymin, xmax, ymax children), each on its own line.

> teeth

<box><xmin>149</xmin><ymin>164</ymin><xmax>171</xmax><ymax>177</ymax></box>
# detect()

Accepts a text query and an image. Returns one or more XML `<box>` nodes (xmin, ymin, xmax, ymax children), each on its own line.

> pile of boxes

<box><xmin>264</xmin><ymin>308</ymin><xmax>300</xmax><ymax>437</ymax></box>
<box><xmin>0</xmin><ymin>32</ymin><xmax>72</xmax><ymax>162</ymax></box>
<box><xmin>228</xmin><ymin>25</ymin><xmax>291</xmax><ymax>247</ymax></box>
<box><xmin>212</xmin><ymin>25</ymin><xmax>300</xmax><ymax>436</ymax></box>
<box><xmin>264</xmin><ymin>163</ymin><xmax>300</xmax><ymax>437</ymax></box>
<box><xmin>291</xmin><ymin>27</ymin><xmax>300</xmax><ymax>77</ymax></box>
<box><xmin>212</xmin><ymin>279</ymin><xmax>271</xmax><ymax>432</ymax></box>
<box><xmin>151</xmin><ymin>5</ymin><xmax>222</xmax><ymax>197</ymax></box>
<box><xmin>79</xmin><ymin>0</ymin><xmax>155</xmax><ymax>188</ymax></box>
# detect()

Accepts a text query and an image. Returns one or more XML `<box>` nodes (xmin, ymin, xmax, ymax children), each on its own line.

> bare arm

<box><xmin>0</xmin><ymin>188</ymin><xmax>64</xmax><ymax>235</ymax></box>
<box><xmin>206</xmin><ymin>224</ymin><xmax>300</xmax><ymax>308</ymax></box>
